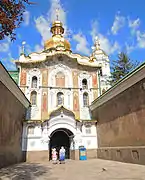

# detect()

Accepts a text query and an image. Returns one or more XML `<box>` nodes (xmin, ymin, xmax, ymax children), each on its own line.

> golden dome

<box><xmin>44</xmin><ymin>20</ymin><xmax>71</xmax><ymax>51</ymax></box>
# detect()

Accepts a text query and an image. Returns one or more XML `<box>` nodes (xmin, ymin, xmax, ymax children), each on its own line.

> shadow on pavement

<box><xmin>0</xmin><ymin>163</ymin><xmax>50</xmax><ymax>180</ymax></box>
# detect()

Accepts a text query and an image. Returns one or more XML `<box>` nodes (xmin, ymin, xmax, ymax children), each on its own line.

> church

<box><xmin>11</xmin><ymin>17</ymin><xmax>111</xmax><ymax>161</ymax></box>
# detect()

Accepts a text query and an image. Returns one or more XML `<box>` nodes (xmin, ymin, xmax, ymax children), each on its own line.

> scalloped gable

<box><xmin>14</xmin><ymin>51</ymin><xmax>102</xmax><ymax>68</ymax></box>
<box><xmin>49</xmin><ymin>105</ymin><xmax>75</xmax><ymax>119</ymax></box>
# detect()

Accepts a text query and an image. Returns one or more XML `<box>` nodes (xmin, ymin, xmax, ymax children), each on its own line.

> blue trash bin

<box><xmin>79</xmin><ymin>147</ymin><xmax>87</xmax><ymax>160</ymax></box>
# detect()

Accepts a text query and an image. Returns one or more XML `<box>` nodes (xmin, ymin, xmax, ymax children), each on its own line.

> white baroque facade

<box><xmin>15</xmin><ymin>19</ymin><xmax>110</xmax><ymax>160</ymax></box>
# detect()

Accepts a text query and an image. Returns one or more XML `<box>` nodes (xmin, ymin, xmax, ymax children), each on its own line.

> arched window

<box><xmin>28</xmin><ymin>126</ymin><xmax>34</xmax><ymax>135</ymax></box>
<box><xmin>83</xmin><ymin>92</ymin><xmax>89</xmax><ymax>107</ymax></box>
<box><xmin>31</xmin><ymin>76</ymin><xmax>37</xmax><ymax>88</ymax></box>
<box><xmin>30</xmin><ymin>91</ymin><xmax>37</xmax><ymax>105</ymax></box>
<box><xmin>82</xmin><ymin>79</ymin><xmax>88</xmax><ymax>89</ymax></box>
<box><xmin>57</xmin><ymin>92</ymin><xmax>64</xmax><ymax>106</ymax></box>
<box><xmin>55</xmin><ymin>72</ymin><xmax>65</xmax><ymax>87</ymax></box>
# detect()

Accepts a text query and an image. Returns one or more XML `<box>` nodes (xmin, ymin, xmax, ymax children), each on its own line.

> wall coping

<box><xmin>97</xmin><ymin>146</ymin><xmax>145</xmax><ymax>149</ymax></box>
<box><xmin>90</xmin><ymin>61</ymin><xmax>145</xmax><ymax>111</ymax></box>
<box><xmin>0</xmin><ymin>62</ymin><xmax>30</xmax><ymax>108</ymax></box>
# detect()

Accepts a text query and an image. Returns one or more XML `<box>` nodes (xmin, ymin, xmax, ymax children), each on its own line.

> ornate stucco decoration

<box><xmin>79</xmin><ymin>72</ymin><xmax>91</xmax><ymax>79</ymax></box>
<box><xmin>14</xmin><ymin>51</ymin><xmax>103</xmax><ymax>68</ymax></box>
<box><xmin>43</xmin><ymin>106</ymin><xmax>80</xmax><ymax>121</ymax></box>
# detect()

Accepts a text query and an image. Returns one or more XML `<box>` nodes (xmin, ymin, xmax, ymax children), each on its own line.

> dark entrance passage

<box><xmin>49</xmin><ymin>128</ymin><xmax>73</xmax><ymax>160</ymax></box>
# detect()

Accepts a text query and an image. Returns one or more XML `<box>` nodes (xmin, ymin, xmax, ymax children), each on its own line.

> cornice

<box><xmin>13</xmin><ymin>50</ymin><xmax>102</xmax><ymax>68</ymax></box>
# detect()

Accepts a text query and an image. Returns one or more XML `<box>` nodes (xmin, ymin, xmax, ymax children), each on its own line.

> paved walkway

<box><xmin>0</xmin><ymin>159</ymin><xmax>145</xmax><ymax>180</ymax></box>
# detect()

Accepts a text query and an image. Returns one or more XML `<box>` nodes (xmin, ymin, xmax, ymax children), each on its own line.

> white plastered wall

<box><xmin>48</xmin><ymin>64</ymin><xmax>73</xmax><ymax>112</ymax></box>
<box><xmin>78</xmin><ymin>72</ymin><xmax>93</xmax><ymax>120</ymax></box>
<box><xmin>25</xmin><ymin>68</ymin><xmax>42</xmax><ymax>120</ymax></box>
<box><xmin>81</xmin><ymin>125</ymin><xmax>98</xmax><ymax>149</ymax></box>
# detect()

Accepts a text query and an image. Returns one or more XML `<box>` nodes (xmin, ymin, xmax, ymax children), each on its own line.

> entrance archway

<box><xmin>49</xmin><ymin>128</ymin><xmax>74</xmax><ymax>160</ymax></box>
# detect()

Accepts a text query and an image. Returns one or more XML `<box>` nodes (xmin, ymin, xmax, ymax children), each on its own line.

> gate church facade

<box><xmin>14</xmin><ymin>19</ymin><xmax>111</xmax><ymax>161</ymax></box>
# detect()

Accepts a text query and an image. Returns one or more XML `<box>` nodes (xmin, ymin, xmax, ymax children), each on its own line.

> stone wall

<box><xmin>26</xmin><ymin>149</ymin><xmax>97</xmax><ymax>162</ymax></box>
<box><xmin>0</xmin><ymin>82</ymin><xmax>26</xmax><ymax>168</ymax></box>
<box><xmin>26</xmin><ymin>151</ymin><xmax>49</xmax><ymax>162</ymax></box>
<box><xmin>92</xmin><ymin>78</ymin><xmax>145</xmax><ymax>164</ymax></box>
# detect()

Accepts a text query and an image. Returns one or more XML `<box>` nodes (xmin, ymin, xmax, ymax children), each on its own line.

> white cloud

<box><xmin>98</xmin><ymin>34</ymin><xmax>120</xmax><ymax>55</ymax></box>
<box><xmin>111</xmin><ymin>13</ymin><xmax>125</xmax><ymax>35</ymax></box>
<box><xmin>90</xmin><ymin>19</ymin><xmax>120</xmax><ymax>55</ymax></box>
<box><xmin>1</xmin><ymin>53</ymin><xmax>16</xmax><ymax>70</ymax></box>
<box><xmin>73</xmin><ymin>33</ymin><xmax>90</xmax><ymax>55</ymax></box>
<box><xmin>136</xmin><ymin>30</ymin><xmax>145</xmax><ymax>48</ymax></box>
<box><xmin>35</xmin><ymin>16</ymin><xmax>51</xmax><ymax>41</ymax></box>
<box><xmin>128</xmin><ymin>18</ymin><xmax>140</xmax><ymax>35</ymax></box>
<box><xmin>35</xmin><ymin>0</ymin><xmax>68</xmax><ymax>43</ymax></box>
<box><xmin>0</xmin><ymin>38</ymin><xmax>11</xmax><ymax>52</ymax></box>
<box><xmin>90</xmin><ymin>20</ymin><xmax>99</xmax><ymax>41</ymax></box>
<box><xmin>125</xmin><ymin>43</ymin><xmax>136</xmax><ymax>54</ymax></box>
<box><xmin>34</xmin><ymin>44</ymin><xmax>43</xmax><ymax>52</ymax></box>
<box><xmin>0</xmin><ymin>42</ymin><xmax>10</xmax><ymax>52</ymax></box>
<box><xmin>23</xmin><ymin>11</ymin><xmax>30</xmax><ymax>26</ymax></box>
<box><xmin>47</xmin><ymin>0</ymin><xmax>66</xmax><ymax>24</ymax></box>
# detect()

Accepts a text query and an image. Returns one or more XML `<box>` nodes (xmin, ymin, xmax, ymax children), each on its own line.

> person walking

<box><xmin>59</xmin><ymin>146</ymin><xmax>66</xmax><ymax>164</ymax></box>
<box><xmin>52</xmin><ymin>148</ymin><xmax>58</xmax><ymax>164</ymax></box>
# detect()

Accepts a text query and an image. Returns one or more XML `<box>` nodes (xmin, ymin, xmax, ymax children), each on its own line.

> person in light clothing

<box><xmin>52</xmin><ymin>148</ymin><xmax>58</xmax><ymax>164</ymax></box>
<box><xmin>59</xmin><ymin>146</ymin><xmax>66</xmax><ymax>164</ymax></box>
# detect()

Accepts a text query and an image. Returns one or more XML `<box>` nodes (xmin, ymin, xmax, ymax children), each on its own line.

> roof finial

<box><xmin>56</xmin><ymin>7</ymin><xmax>59</xmax><ymax>21</ymax></box>
<box><xmin>94</xmin><ymin>36</ymin><xmax>100</xmax><ymax>50</ymax></box>
<box><xmin>21</xmin><ymin>41</ymin><xmax>26</xmax><ymax>55</ymax></box>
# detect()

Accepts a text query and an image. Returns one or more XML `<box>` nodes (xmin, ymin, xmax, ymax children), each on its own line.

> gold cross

<box><xmin>56</xmin><ymin>8</ymin><xmax>59</xmax><ymax>20</ymax></box>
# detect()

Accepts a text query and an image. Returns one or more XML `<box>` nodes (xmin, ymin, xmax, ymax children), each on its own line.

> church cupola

<box><xmin>50</xmin><ymin>20</ymin><xmax>64</xmax><ymax>36</ymax></box>
<box><xmin>44</xmin><ymin>8</ymin><xmax>71</xmax><ymax>52</ymax></box>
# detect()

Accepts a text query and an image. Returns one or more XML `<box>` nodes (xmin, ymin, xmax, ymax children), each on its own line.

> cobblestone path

<box><xmin>0</xmin><ymin>159</ymin><xmax>145</xmax><ymax>180</ymax></box>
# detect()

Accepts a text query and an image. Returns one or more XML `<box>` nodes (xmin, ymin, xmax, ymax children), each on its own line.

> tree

<box><xmin>0</xmin><ymin>0</ymin><xmax>36</xmax><ymax>41</ymax></box>
<box><xmin>110</xmin><ymin>52</ymin><xmax>138</xmax><ymax>85</ymax></box>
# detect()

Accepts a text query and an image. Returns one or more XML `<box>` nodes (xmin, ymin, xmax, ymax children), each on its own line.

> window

<box><xmin>30</xmin><ymin>91</ymin><xmax>37</xmax><ymax>105</ymax></box>
<box><xmin>83</xmin><ymin>93</ymin><xmax>89</xmax><ymax>107</ymax></box>
<box><xmin>28</xmin><ymin>126</ymin><xmax>34</xmax><ymax>135</ymax></box>
<box><xmin>31</xmin><ymin>76</ymin><xmax>37</xmax><ymax>88</ymax></box>
<box><xmin>82</xmin><ymin>79</ymin><xmax>88</xmax><ymax>89</ymax></box>
<box><xmin>57</xmin><ymin>92</ymin><xmax>64</xmax><ymax>106</ymax></box>
<box><xmin>86</xmin><ymin>127</ymin><xmax>91</xmax><ymax>134</ymax></box>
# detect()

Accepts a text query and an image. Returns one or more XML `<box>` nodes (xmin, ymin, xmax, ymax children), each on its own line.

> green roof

<box><xmin>8</xmin><ymin>71</ymin><xmax>19</xmax><ymax>84</ymax></box>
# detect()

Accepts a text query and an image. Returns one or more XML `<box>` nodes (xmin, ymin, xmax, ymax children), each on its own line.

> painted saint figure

<box><xmin>59</xmin><ymin>146</ymin><xmax>66</xmax><ymax>164</ymax></box>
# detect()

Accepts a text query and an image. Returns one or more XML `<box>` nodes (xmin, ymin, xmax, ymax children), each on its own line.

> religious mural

<box><xmin>92</xmin><ymin>73</ymin><xmax>97</xmax><ymax>87</ymax></box>
<box><xmin>73</xmin><ymin>91</ymin><xmax>79</xmax><ymax>111</ymax></box>
<box><xmin>20</xmin><ymin>69</ymin><xmax>27</xmax><ymax>86</ymax></box>
<box><xmin>73</xmin><ymin>71</ymin><xmax>78</xmax><ymax>88</ymax></box>
<box><xmin>42</xmin><ymin>69</ymin><xmax>48</xmax><ymax>86</ymax></box>
<box><xmin>42</xmin><ymin>92</ymin><xmax>47</xmax><ymax>112</ymax></box>
<box><xmin>55</xmin><ymin>71</ymin><xmax>65</xmax><ymax>87</ymax></box>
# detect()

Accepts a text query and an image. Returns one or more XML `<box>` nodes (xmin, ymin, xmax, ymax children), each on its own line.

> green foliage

<box><xmin>110</xmin><ymin>52</ymin><xmax>138</xmax><ymax>85</ymax></box>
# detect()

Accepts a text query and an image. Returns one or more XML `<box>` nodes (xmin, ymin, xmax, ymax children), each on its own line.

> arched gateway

<box><xmin>48</xmin><ymin>106</ymin><xmax>77</xmax><ymax>160</ymax></box>
<box><xmin>49</xmin><ymin>128</ymin><xmax>74</xmax><ymax>160</ymax></box>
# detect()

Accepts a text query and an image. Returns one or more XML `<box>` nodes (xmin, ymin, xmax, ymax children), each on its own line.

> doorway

<box><xmin>49</xmin><ymin>128</ymin><xmax>73</xmax><ymax>160</ymax></box>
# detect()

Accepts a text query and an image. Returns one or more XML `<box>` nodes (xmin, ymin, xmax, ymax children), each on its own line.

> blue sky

<box><xmin>1</xmin><ymin>0</ymin><xmax>145</xmax><ymax>70</ymax></box>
